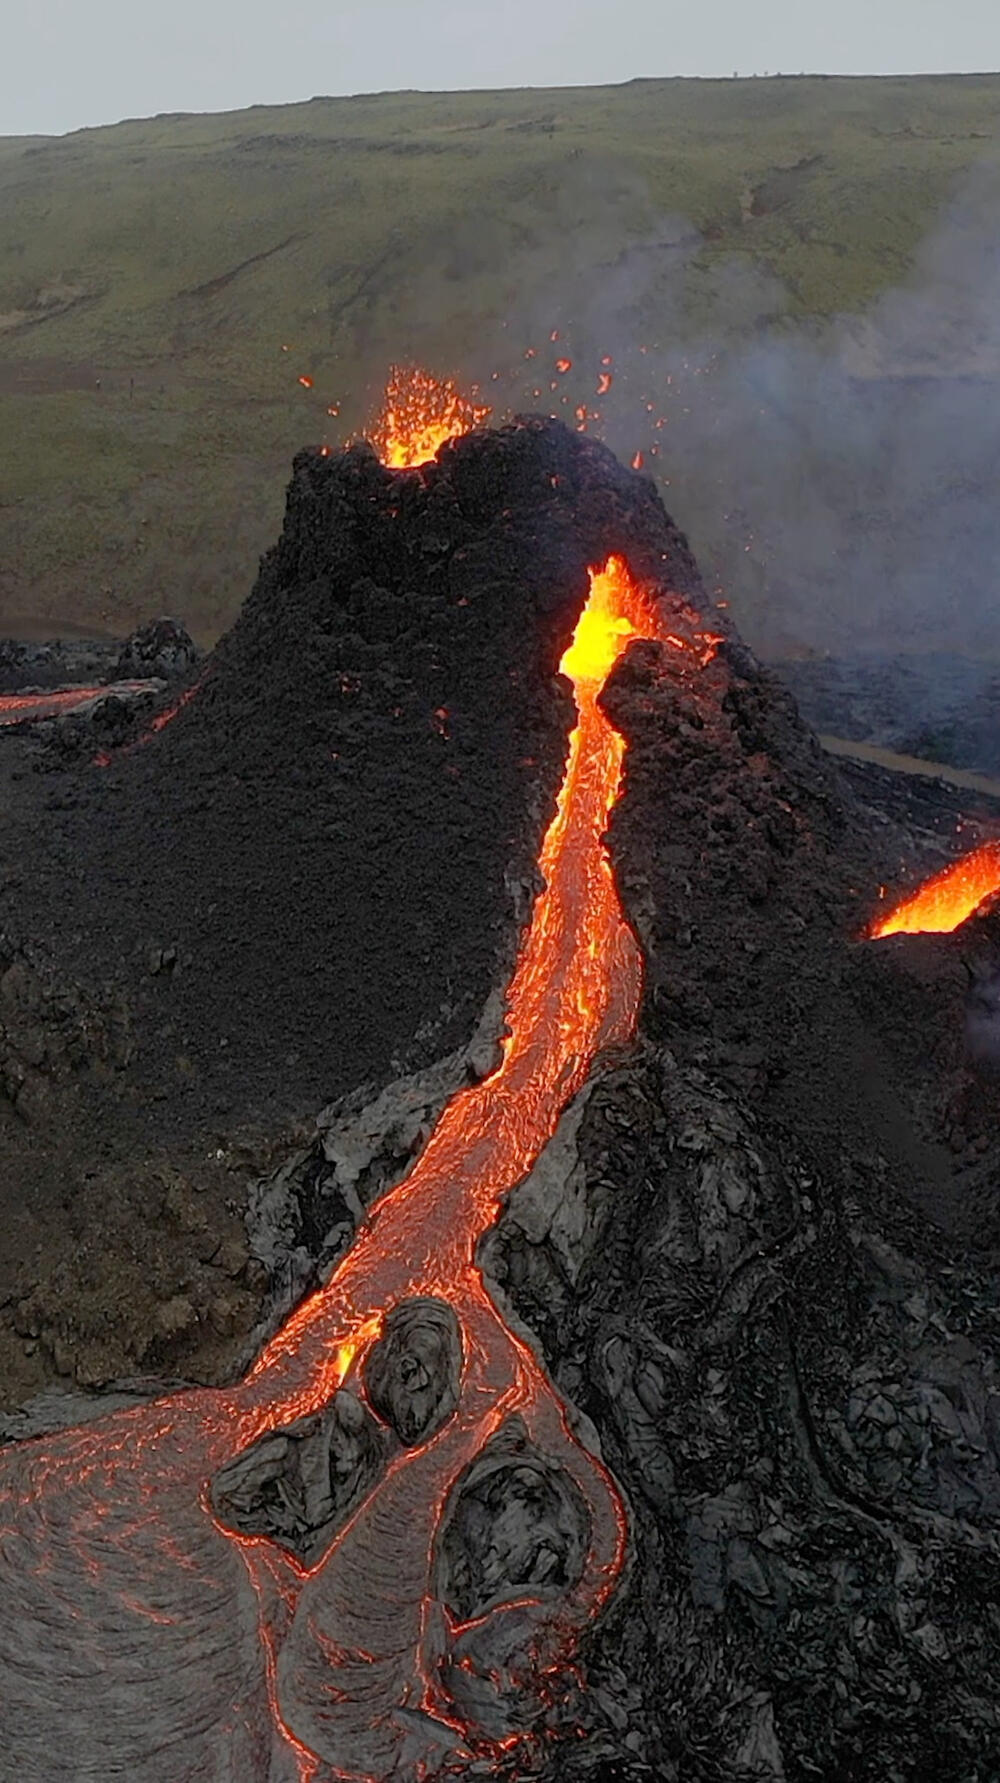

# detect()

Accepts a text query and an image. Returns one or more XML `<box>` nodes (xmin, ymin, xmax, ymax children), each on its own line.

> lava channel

<box><xmin>0</xmin><ymin>390</ymin><xmax>718</xmax><ymax>1781</ymax></box>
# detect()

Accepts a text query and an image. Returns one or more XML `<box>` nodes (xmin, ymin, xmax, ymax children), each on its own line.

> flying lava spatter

<box><xmin>0</xmin><ymin>372</ymin><xmax>721</xmax><ymax>1782</ymax></box>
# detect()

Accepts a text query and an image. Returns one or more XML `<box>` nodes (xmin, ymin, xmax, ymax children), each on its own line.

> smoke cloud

<box><xmin>446</xmin><ymin>153</ymin><xmax>1000</xmax><ymax>670</ymax></box>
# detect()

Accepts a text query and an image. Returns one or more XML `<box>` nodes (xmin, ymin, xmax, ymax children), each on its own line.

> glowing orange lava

<box><xmin>0</xmin><ymin>682</ymin><xmax>163</xmax><ymax>732</ymax></box>
<box><xmin>250</xmin><ymin>553</ymin><xmax>674</xmax><ymax>1403</ymax></box>
<box><xmin>233</xmin><ymin>554</ymin><xmax>685</xmax><ymax>1769</ymax></box>
<box><xmin>868</xmin><ymin>841</ymin><xmax>1000</xmax><ymax>937</ymax></box>
<box><xmin>0</xmin><ymin>686</ymin><xmax>108</xmax><ymax>726</ymax></box>
<box><xmin>559</xmin><ymin>566</ymin><xmax>637</xmax><ymax>684</ymax></box>
<box><xmin>94</xmin><ymin>678</ymin><xmax>204</xmax><ymax>767</ymax></box>
<box><xmin>371</xmin><ymin>365</ymin><xmax>492</xmax><ymax>469</ymax></box>
<box><xmin>0</xmin><ymin>460</ymin><xmax>721</xmax><ymax>1776</ymax></box>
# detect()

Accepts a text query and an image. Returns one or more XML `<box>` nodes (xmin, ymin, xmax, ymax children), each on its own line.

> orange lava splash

<box><xmin>0</xmin><ymin>553</ymin><xmax>718</xmax><ymax>1781</ymax></box>
<box><xmin>371</xmin><ymin>365</ymin><xmax>492</xmax><ymax>469</ymax></box>
<box><xmin>868</xmin><ymin>841</ymin><xmax>1000</xmax><ymax>937</ymax></box>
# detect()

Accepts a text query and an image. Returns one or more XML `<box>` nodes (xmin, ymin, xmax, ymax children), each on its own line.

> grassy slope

<box><xmin>0</xmin><ymin>75</ymin><xmax>998</xmax><ymax>642</ymax></box>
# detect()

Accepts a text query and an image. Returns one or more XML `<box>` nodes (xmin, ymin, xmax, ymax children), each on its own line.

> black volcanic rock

<box><xmin>0</xmin><ymin>419</ymin><xmax>713</xmax><ymax>1397</ymax></box>
<box><xmin>115</xmin><ymin>616</ymin><xmax>199</xmax><ymax>682</ymax></box>
<box><xmin>0</xmin><ymin>620</ymin><xmax>197</xmax><ymax>697</ymax></box>
<box><xmin>10</xmin><ymin>421</ymin><xmax>710</xmax><ymax>1132</ymax></box>
<box><xmin>0</xmin><ymin>635</ymin><xmax>122</xmax><ymax>692</ymax></box>
<box><xmin>479</xmin><ymin>584</ymin><xmax>1000</xmax><ymax>1781</ymax></box>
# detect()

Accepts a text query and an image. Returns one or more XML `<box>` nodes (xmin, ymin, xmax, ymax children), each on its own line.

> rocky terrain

<box><xmin>0</xmin><ymin>420</ymin><xmax>700</xmax><ymax>1405</ymax></box>
<box><xmin>2</xmin><ymin>420</ymin><xmax>1000</xmax><ymax>1779</ymax></box>
<box><xmin>776</xmin><ymin>653</ymin><xmax>1000</xmax><ymax>779</ymax></box>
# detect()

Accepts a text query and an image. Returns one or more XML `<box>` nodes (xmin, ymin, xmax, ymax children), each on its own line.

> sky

<box><xmin>4</xmin><ymin>0</ymin><xmax>998</xmax><ymax>137</ymax></box>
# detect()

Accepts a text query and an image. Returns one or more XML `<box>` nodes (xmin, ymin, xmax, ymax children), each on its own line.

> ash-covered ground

<box><xmin>3</xmin><ymin>419</ymin><xmax>1000</xmax><ymax>1781</ymax></box>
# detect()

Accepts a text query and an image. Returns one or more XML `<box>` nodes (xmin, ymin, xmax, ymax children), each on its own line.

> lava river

<box><xmin>0</xmin><ymin>681</ymin><xmax>160</xmax><ymax>729</ymax></box>
<box><xmin>0</xmin><ymin>537</ymin><xmax>710</xmax><ymax>1778</ymax></box>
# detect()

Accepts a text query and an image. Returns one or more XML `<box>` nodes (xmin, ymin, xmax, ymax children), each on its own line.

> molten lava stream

<box><xmin>248</xmin><ymin>560</ymin><xmax>660</xmax><ymax>1401</ymax></box>
<box><xmin>0</xmin><ymin>685</ymin><xmax>139</xmax><ymax>727</ymax></box>
<box><xmin>0</xmin><ymin>556</ymin><xmax>695</xmax><ymax>1783</ymax></box>
<box><xmin>868</xmin><ymin>841</ymin><xmax>1000</xmax><ymax>937</ymax></box>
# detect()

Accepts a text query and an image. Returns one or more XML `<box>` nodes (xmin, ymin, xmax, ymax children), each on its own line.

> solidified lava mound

<box><xmin>0</xmin><ymin>420</ymin><xmax>709</xmax><ymax>1397</ymax></box>
<box><xmin>9</xmin><ymin>421</ymin><xmax>708</xmax><ymax>1130</ymax></box>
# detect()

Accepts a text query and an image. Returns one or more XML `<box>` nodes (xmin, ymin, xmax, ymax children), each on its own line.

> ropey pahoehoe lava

<box><xmin>0</xmin><ymin>378</ymin><xmax>721</xmax><ymax>1781</ymax></box>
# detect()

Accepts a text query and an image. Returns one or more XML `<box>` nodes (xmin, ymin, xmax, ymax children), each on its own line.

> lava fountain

<box><xmin>868</xmin><ymin>841</ymin><xmax>1000</xmax><ymax>938</ymax></box>
<box><xmin>0</xmin><ymin>378</ymin><xmax>718</xmax><ymax>1781</ymax></box>
<box><xmin>370</xmin><ymin>364</ymin><xmax>492</xmax><ymax>469</ymax></box>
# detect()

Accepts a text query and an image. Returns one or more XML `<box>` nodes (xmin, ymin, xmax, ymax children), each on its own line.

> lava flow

<box><xmin>251</xmin><ymin>551</ymin><xmax>664</xmax><ymax>1412</ymax></box>
<box><xmin>0</xmin><ymin>387</ymin><xmax>714</xmax><ymax>1781</ymax></box>
<box><xmin>868</xmin><ymin>841</ymin><xmax>1000</xmax><ymax>937</ymax></box>
<box><xmin>0</xmin><ymin>682</ymin><xmax>157</xmax><ymax>729</ymax></box>
<box><xmin>93</xmin><ymin>677</ymin><xmax>204</xmax><ymax>766</ymax></box>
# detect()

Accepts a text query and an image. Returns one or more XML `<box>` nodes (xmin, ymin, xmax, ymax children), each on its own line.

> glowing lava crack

<box><xmin>867</xmin><ymin>841</ymin><xmax>1000</xmax><ymax>938</ymax></box>
<box><xmin>0</xmin><ymin>548</ymin><xmax>713</xmax><ymax>1780</ymax></box>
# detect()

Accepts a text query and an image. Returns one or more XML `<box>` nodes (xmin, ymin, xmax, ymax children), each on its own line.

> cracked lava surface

<box><xmin>0</xmin><ymin>412</ymin><xmax>718</xmax><ymax>1779</ymax></box>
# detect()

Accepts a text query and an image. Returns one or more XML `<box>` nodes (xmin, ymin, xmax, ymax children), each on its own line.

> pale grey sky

<box><xmin>3</xmin><ymin>0</ymin><xmax>998</xmax><ymax>138</ymax></box>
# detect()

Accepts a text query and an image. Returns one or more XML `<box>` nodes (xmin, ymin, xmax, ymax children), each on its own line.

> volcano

<box><xmin>2</xmin><ymin>394</ymin><xmax>1000</xmax><ymax>1781</ymax></box>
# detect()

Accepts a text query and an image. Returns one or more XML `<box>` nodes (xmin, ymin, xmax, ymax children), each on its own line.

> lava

<box><xmin>371</xmin><ymin>366</ymin><xmax>492</xmax><ymax>469</ymax></box>
<box><xmin>254</xmin><ymin>552</ymin><xmax>671</xmax><ymax>1411</ymax></box>
<box><xmin>0</xmin><ymin>391</ymin><xmax>718</xmax><ymax>1780</ymax></box>
<box><xmin>94</xmin><ymin>678</ymin><xmax>204</xmax><ymax>766</ymax></box>
<box><xmin>0</xmin><ymin>682</ymin><xmax>157</xmax><ymax>729</ymax></box>
<box><xmin>868</xmin><ymin>841</ymin><xmax>1000</xmax><ymax>937</ymax></box>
